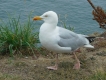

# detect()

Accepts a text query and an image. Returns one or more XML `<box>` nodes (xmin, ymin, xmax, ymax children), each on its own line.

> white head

<box><xmin>33</xmin><ymin>11</ymin><xmax>58</xmax><ymax>25</ymax></box>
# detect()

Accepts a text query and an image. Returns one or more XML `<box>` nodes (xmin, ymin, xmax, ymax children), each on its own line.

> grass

<box><xmin>0</xmin><ymin>72</ymin><xmax>21</xmax><ymax>80</ymax></box>
<box><xmin>0</xmin><ymin>14</ymin><xmax>39</xmax><ymax>57</ymax></box>
<box><xmin>88</xmin><ymin>72</ymin><xmax>106</xmax><ymax>80</ymax></box>
<box><xmin>59</xmin><ymin>14</ymin><xmax>75</xmax><ymax>31</ymax></box>
<box><xmin>0</xmin><ymin>47</ymin><xmax>106</xmax><ymax>80</ymax></box>
<box><xmin>0</xmin><ymin>14</ymin><xmax>106</xmax><ymax>80</ymax></box>
<box><xmin>86</xmin><ymin>67</ymin><xmax>106</xmax><ymax>80</ymax></box>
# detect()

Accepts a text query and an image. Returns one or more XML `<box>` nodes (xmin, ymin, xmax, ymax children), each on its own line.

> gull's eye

<box><xmin>44</xmin><ymin>15</ymin><xmax>48</xmax><ymax>17</ymax></box>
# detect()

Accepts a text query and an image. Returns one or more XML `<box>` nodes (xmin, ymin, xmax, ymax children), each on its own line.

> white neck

<box><xmin>40</xmin><ymin>22</ymin><xmax>57</xmax><ymax>33</ymax></box>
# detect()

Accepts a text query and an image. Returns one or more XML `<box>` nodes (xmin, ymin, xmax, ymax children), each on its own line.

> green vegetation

<box><xmin>86</xmin><ymin>68</ymin><xmax>106</xmax><ymax>80</ymax></box>
<box><xmin>0</xmin><ymin>15</ymin><xmax>39</xmax><ymax>56</ymax></box>
<box><xmin>0</xmin><ymin>72</ymin><xmax>21</xmax><ymax>80</ymax></box>
<box><xmin>60</xmin><ymin>14</ymin><xmax>74</xmax><ymax>31</ymax></box>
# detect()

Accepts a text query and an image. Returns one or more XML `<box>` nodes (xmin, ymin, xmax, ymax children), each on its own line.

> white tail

<box><xmin>84</xmin><ymin>45</ymin><xmax>94</xmax><ymax>48</ymax></box>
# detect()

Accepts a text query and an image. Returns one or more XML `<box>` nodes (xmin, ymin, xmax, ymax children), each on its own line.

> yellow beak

<box><xmin>33</xmin><ymin>16</ymin><xmax>42</xmax><ymax>20</ymax></box>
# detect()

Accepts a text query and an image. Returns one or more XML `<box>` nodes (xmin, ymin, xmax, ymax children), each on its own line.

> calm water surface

<box><xmin>0</xmin><ymin>0</ymin><xmax>106</xmax><ymax>34</ymax></box>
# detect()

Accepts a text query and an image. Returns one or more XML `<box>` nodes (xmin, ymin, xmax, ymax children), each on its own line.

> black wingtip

<box><xmin>86</xmin><ymin>36</ymin><xmax>96</xmax><ymax>43</ymax></box>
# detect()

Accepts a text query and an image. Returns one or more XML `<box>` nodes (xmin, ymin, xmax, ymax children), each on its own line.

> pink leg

<box><xmin>75</xmin><ymin>48</ymin><xmax>81</xmax><ymax>53</ymax></box>
<box><xmin>73</xmin><ymin>52</ymin><xmax>80</xmax><ymax>70</ymax></box>
<box><xmin>47</xmin><ymin>53</ymin><xmax>58</xmax><ymax>70</ymax></box>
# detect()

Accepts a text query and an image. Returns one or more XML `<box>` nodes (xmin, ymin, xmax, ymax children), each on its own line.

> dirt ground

<box><xmin>0</xmin><ymin>33</ymin><xmax>106</xmax><ymax>80</ymax></box>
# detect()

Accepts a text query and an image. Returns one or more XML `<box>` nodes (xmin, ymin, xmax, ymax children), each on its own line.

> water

<box><xmin>0</xmin><ymin>0</ymin><xmax>106</xmax><ymax>34</ymax></box>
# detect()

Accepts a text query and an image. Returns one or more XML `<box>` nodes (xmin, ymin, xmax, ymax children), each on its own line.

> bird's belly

<box><xmin>39</xmin><ymin>30</ymin><xmax>72</xmax><ymax>53</ymax></box>
<box><xmin>40</xmin><ymin>38</ymin><xmax>55</xmax><ymax>50</ymax></box>
<box><xmin>40</xmin><ymin>38</ymin><xmax>71</xmax><ymax>53</ymax></box>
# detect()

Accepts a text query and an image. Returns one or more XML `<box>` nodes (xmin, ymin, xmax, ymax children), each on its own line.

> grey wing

<box><xmin>57</xmin><ymin>27</ymin><xmax>83</xmax><ymax>50</ymax></box>
<box><xmin>57</xmin><ymin>27</ymin><xmax>78</xmax><ymax>39</ymax></box>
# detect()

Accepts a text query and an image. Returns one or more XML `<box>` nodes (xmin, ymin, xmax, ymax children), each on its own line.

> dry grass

<box><xmin>0</xmin><ymin>32</ymin><xmax>106</xmax><ymax>80</ymax></box>
<box><xmin>0</xmin><ymin>47</ymin><xmax>106</xmax><ymax>80</ymax></box>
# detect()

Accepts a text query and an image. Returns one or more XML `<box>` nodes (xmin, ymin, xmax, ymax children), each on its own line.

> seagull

<box><xmin>33</xmin><ymin>11</ymin><xmax>94</xmax><ymax>70</ymax></box>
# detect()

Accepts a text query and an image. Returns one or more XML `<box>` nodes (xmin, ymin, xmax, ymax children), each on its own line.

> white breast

<box><xmin>39</xmin><ymin>24</ymin><xmax>72</xmax><ymax>53</ymax></box>
<box><xmin>39</xmin><ymin>23</ymin><xmax>58</xmax><ymax>50</ymax></box>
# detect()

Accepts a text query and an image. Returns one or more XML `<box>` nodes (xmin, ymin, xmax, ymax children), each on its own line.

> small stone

<box><xmin>25</xmin><ymin>57</ymin><xmax>28</xmax><ymax>59</ymax></box>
